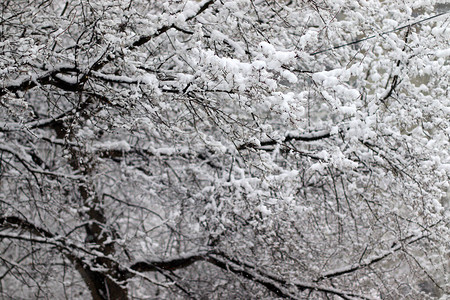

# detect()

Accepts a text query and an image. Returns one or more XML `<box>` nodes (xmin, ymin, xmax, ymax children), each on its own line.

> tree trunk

<box><xmin>75</xmin><ymin>261</ymin><xmax>128</xmax><ymax>300</ymax></box>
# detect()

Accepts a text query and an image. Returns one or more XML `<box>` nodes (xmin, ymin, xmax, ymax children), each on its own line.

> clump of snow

<box><xmin>141</xmin><ymin>73</ymin><xmax>158</xmax><ymax>87</ymax></box>
<box><xmin>273</xmin><ymin>51</ymin><xmax>296</xmax><ymax>64</ymax></box>
<box><xmin>435</xmin><ymin>48</ymin><xmax>450</xmax><ymax>58</ymax></box>
<box><xmin>340</xmin><ymin>106</ymin><xmax>356</xmax><ymax>115</ymax></box>
<box><xmin>259</xmin><ymin>42</ymin><xmax>276</xmax><ymax>55</ymax></box>
<box><xmin>258</xmin><ymin>204</ymin><xmax>271</xmax><ymax>216</ymax></box>
<box><xmin>252</xmin><ymin>60</ymin><xmax>266</xmax><ymax>70</ymax></box>
<box><xmin>94</xmin><ymin>141</ymin><xmax>131</xmax><ymax>152</ymax></box>
<box><xmin>282</xmin><ymin>70</ymin><xmax>298</xmax><ymax>83</ymax></box>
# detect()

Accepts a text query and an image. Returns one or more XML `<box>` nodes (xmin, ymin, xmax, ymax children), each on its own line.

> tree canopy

<box><xmin>0</xmin><ymin>0</ymin><xmax>449</xmax><ymax>299</ymax></box>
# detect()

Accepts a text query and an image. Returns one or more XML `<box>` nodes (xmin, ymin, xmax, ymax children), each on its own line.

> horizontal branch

<box><xmin>0</xmin><ymin>112</ymin><xmax>66</xmax><ymax>131</ymax></box>
<box><xmin>131</xmin><ymin>251</ymin><xmax>374</xmax><ymax>299</ymax></box>
<box><xmin>0</xmin><ymin>216</ymin><xmax>54</xmax><ymax>238</ymax></box>
<box><xmin>238</xmin><ymin>130</ymin><xmax>331</xmax><ymax>151</ymax></box>
<box><xmin>26</xmin><ymin>168</ymin><xmax>83</xmax><ymax>180</ymax></box>
<box><xmin>95</xmin><ymin>144</ymin><xmax>222</xmax><ymax>169</ymax></box>
<box><xmin>131</xmin><ymin>252</ymin><xmax>298</xmax><ymax>299</ymax></box>
<box><xmin>0</xmin><ymin>145</ymin><xmax>81</xmax><ymax>180</ymax></box>
<box><xmin>0</xmin><ymin>216</ymin><xmax>92</xmax><ymax>257</ymax></box>
<box><xmin>0</xmin><ymin>91</ymin><xmax>122</xmax><ymax>133</ymax></box>
<box><xmin>0</xmin><ymin>65</ymin><xmax>79</xmax><ymax>97</ymax></box>
<box><xmin>131</xmin><ymin>253</ymin><xmax>206</xmax><ymax>273</ymax></box>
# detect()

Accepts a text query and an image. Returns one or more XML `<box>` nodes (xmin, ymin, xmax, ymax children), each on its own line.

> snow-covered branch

<box><xmin>238</xmin><ymin>129</ymin><xmax>331</xmax><ymax>150</ymax></box>
<box><xmin>0</xmin><ymin>65</ymin><xmax>79</xmax><ymax>96</ymax></box>
<box><xmin>131</xmin><ymin>0</ymin><xmax>216</xmax><ymax>48</ymax></box>
<box><xmin>318</xmin><ymin>233</ymin><xmax>430</xmax><ymax>281</ymax></box>
<box><xmin>131</xmin><ymin>251</ymin><xmax>377</xmax><ymax>300</ymax></box>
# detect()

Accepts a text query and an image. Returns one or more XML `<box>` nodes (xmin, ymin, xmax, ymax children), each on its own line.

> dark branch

<box><xmin>0</xmin><ymin>216</ymin><xmax>55</xmax><ymax>238</ymax></box>
<box><xmin>206</xmin><ymin>255</ymin><xmax>297</xmax><ymax>299</ymax></box>
<box><xmin>131</xmin><ymin>252</ymin><xmax>374</xmax><ymax>299</ymax></box>
<box><xmin>0</xmin><ymin>66</ymin><xmax>79</xmax><ymax>97</ymax></box>
<box><xmin>317</xmin><ymin>234</ymin><xmax>428</xmax><ymax>281</ymax></box>
<box><xmin>131</xmin><ymin>254</ymin><xmax>205</xmax><ymax>272</ymax></box>
<box><xmin>238</xmin><ymin>130</ymin><xmax>331</xmax><ymax>151</ymax></box>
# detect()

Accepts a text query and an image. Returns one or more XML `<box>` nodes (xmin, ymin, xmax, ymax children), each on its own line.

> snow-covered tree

<box><xmin>0</xmin><ymin>0</ymin><xmax>448</xmax><ymax>299</ymax></box>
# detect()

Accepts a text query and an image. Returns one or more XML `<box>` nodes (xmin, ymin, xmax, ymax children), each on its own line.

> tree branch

<box><xmin>0</xmin><ymin>217</ymin><xmax>128</xmax><ymax>300</ymax></box>
<box><xmin>317</xmin><ymin>233</ymin><xmax>428</xmax><ymax>281</ymax></box>
<box><xmin>0</xmin><ymin>65</ymin><xmax>79</xmax><ymax>97</ymax></box>
<box><xmin>132</xmin><ymin>0</ymin><xmax>215</xmax><ymax>48</ymax></box>
<box><xmin>131</xmin><ymin>251</ymin><xmax>375</xmax><ymax>299</ymax></box>
<box><xmin>131</xmin><ymin>253</ymin><xmax>206</xmax><ymax>273</ymax></box>
<box><xmin>238</xmin><ymin>130</ymin><xmax>331</xmax><ymax>151</ymax></box>
<box><xmin>0</xmin><ymin>216</ymin><xmax>54</xmax><ymax>238</ymax></box>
